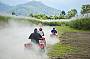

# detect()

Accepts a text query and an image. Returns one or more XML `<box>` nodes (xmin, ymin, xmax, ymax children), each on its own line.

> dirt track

<box><xmin>60</xmin><ymin>32</ymin><xmax>90</xmax><ymax>59</ymax></box>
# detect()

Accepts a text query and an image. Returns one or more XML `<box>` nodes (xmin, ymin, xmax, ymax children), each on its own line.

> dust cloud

<box><xmin>0</xmin><ymin>20</ymin><xmax>59</xmax><ymax>59</ymax></box>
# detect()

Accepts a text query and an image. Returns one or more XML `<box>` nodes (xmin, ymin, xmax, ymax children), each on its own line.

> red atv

<box><xmin>24</xmin><ymin>37</ymin><xmax>46</xmax><ymax>51</ymax></box>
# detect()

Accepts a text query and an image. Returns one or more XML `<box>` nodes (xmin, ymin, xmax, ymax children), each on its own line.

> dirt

<box><xmin>59</xmin><ymin>32</ymin><xmax>90</xmax><ymax>59</ymax></box>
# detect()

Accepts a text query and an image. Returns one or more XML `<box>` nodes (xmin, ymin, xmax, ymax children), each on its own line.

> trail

<box><xmin>0</xmin><ymin>20</ymin><xmax>59</xmax><ymax>59</ymax></box>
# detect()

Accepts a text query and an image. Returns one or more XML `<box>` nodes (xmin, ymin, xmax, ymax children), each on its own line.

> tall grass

<box><xmin>27</xmin><ymin>18</ymin><xmax>68</xmax><ymax>26</ymax></box>
<box><xmin>42</xmin><ymin>22</ymin><xmax>67</xmax><ymax>26</ymax></box>
<box><xmin>68</xmin><ymin>18</ymin><xmax>90</xmax><ymax>30</ymax></box>
<box><xmin>0</xmin><ymin>16</ymin><xmax>10</xmax><ymax>22</ymax></box>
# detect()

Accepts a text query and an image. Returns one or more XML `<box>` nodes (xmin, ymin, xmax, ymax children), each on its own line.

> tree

<box><xmin>12</xmin><ymin>12</ymin><xmax>15</xmax><ymax>15</ymax></box>
<box><xmin>31</xmin><ymin>14</ymin><xmax>48</xmax><ymax>19</ymax></box>
<box><xmin>61</xmin><ymin>10</ymin><xmax>66</xmax><ymax>15</ymax></box>
<box><xmin>67</xmin><ymin>9</ymin><xmax>77</xmax><ymax>18</ymax></box>
<box><xmin>81</xmin><ymin>4</ymin><xmax>90</xmax><ymax>14</ymax></box>
<box><xmin>29</xmin><ymin>13</ymin><xmax>33</xmax><ymax>17</ymax></box>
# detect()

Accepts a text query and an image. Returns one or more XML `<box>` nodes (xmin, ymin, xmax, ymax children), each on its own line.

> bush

<box><xmin>68</xmin><ymin>18</ymin><xmax>90</xmax><ymax>30</ymax></box>
<box><xmin>42</xmin><ymin>22</ymin><xmax>67</xmax><ymax>26</ymax></box>
<box><xmin>27</xmin><ymin>19</ymin><xmax>42</xmax><ymax>25</ymax></box>
<box><xmin>27</xmin><ymin>19</ymin><xmax>68</xmax><ymax>26</ymax></box>
<box><xmin>0</xmin><ymin>16</ymin><xmax>10</xmax><ymax>22</ymax></box>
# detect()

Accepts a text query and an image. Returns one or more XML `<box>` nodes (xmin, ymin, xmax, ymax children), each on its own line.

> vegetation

<box><xmin>48</xmin><ymin>26</ymin><xmax>90</xmax><ymax>58</ymax></box>
<box><xmin>0</xmin><ymin>16</ymin><xmax>10</xmax><ymax>22</ymax></box>
<box><xmin>61</xmin><ymin>10</ymin><xmax>66</xmax><ymax>15</ymax></box>
<box><xmin>81</xmin><ymin>4</ymin><xmax>90</xmax><ymax>14</ymax></box>
<box><xmin>30</xmin><ymin>14</ymin><xmax>48</xmax><ymax>20</ymax></box>
<box><xmin>48</xmin><ymin>26</ymin><xmax>83</xmax><ymax>58</ymax></box>
<box><xmin>29</xmin><ymin>9</ymin><xmax>78</xmax><ymax>19</ymax></box>
<box><xmin>67</xmin><ymin>9</ymin><xmax>77</xmax><ymax>18</ymax></box>
<box><xmin>29</xmin><ymin>14</ymin><xmax>67</xmax><ymax>19</ymax></box>
<box><xmin>48</xmin><ymin>43</ymin><xmax>78</xmax><ymax>57</ymax></box>
<box><xmin>12</xmin><ymin>12</ymin><xmax>16</xmax><ymax>15</ymax></box>
<box><xmin>26</xmin><ymin>19</ymin><xmax>68</xmax><ymax>26</ymax></box>
<box><xmin>68</xmin><ymin>18</ymin><xmax>90</xmax><ymax>30</ymax></box>
<box><xmin>16</xmin><ymin>16</ymin><xmax>90</xmax><ymax>31</ymax></box>
<box><xmin>42</xmin><ymin>22</ymin><xmax>68</xmax><ymax>26</ymax></box>
<box><xmin>56</xmin><ymin>26</ymin><xmax>87</xmax><ymax>37</ymax></box>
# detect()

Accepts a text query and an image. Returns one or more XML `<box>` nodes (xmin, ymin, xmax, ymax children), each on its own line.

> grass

<box><xmin>48</xmin><ymin>43</ymin><xmax>79</xmax><ymax>57</ymax></box>
<box><xmin>56</xmin><ymin>26</ymin><xmax>87</xmax><ymax>32</ymax></box>
<box><xmin>56</xmin><ymin>26</ymin><xmax>89</xmax><ymax>37</ymax></box>
<box><xmin>68</xmin><ymin>18</ymin><xmax>90</xmax><ymax>30</ymax></box>
<box><xmin>47</xmin><ymin>26</ymin><xmax>90</xmax><ymax>58</ymax></box>
<box><xmin>0</xmin><ymin>16</ymin><xmax>10</xmax><ymax>22</ymax></box>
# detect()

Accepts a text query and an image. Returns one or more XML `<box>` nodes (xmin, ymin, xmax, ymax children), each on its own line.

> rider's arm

<box><xmin>42</xmin><ymin>31</ymin><xmax>44</xmax><ymax>36</ymax></box>
<box><xmin>38</xmin><ymin>34</ymin><xmax>43</xmax><ymax>40</ymax></box>
<box><xmin>55</xmin><ymin>30</ymin><xmax>57</xmax><ymax>33</ymax></box>
<box><xmin>28</xmin><ymin>33</ymin><xmax>33</xmax><ymax>39</ymax></box>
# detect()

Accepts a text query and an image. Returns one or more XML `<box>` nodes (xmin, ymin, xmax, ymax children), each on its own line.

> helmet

<box><xmin>39</xmin><ymin>28</ymin><xmax>42</xmax><ymax>31</ymax></box>
<box><xmin>34</xmin><ymin>28</ymin><xmax>37</xmax><ymax>33</ymax></box>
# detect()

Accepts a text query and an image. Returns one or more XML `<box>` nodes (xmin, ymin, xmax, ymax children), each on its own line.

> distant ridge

<box><xmin>0</xmin><ymin>1</ymin><xmax>61</xmax><ymax>16</ymax></box>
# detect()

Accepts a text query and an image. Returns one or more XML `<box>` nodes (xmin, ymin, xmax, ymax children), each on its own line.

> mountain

<box><xmin>0</xmin><ymin>1</ymin><xmax>61</xmax><ymax>16</ymax></box>
<box><xmin>0</xmin><ymin>2</ymin><xmax>11</xmax><ymax>13</ymax></box>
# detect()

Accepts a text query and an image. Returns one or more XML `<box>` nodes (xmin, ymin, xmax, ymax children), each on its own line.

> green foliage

<box><xmin>29</xmin><ymin>13</ymin><xmax>33</xmax><ymax>17</ymax></box>
<box><xmin>12</xmin><ymin>12</ymin><xmax>16</xmax><ymax>15</ymax></box>
<box><xmin>29</xmin><ymin>14</ymin><xmax>66</xmax><ymax>19</ymax></box>
<box><xmin>48</xmin><ymin>43</ymin><xmax>78</xmax><ymax>57</ymax></box>
<box><xmin>26</xmin><ymin>18</ymin><xmax>68</xmax><ymax>26</ymax></box>
<box><xmin>56</xmin><ymin>26</ymin><xmax>89</xmax><ymax>39</ymax></box>
<box><xmin>81</xmin><ymin>4</ymin><xmax>90</xmax><ymax>14</ymax></box>
<box><xmin>61</xmin><ymin>10</ymin><xmax>66</xmax><ymax>15</ymax></box>
<box><xmin>67</xmin><ymin>9</ymin><xmax>77</xmax><ymax>18</ymax></box>
<box><xmin>27</xmin><ymin>19</ymin><xmax>42</xmax><ymax>24</ymax></box>
<box><xmin>56</xmin><ymin>26</ymin><xmax>87</xmax><ymax>35</ymax></box>
<box><xmin>30</xmin><ymin>14</ymin><xmax>48</xmax><ymax>20</ymax></box>
<box><xmin>42</xmin><ymin>22</ymin><xmax>67</xmax><ymax>26</ymax></box>
<box><xmin>0</xmin><ymin>16</ymin><xmax>10</xmax><ymax>22</ymax></box>
<box><xmin>68</xmin><ymin>18</ymin><xmax>90</xmax><ymax>30</ymax></box>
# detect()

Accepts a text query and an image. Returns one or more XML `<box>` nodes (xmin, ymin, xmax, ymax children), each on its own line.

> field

<box><xmin>48</xmin><ymin>26</ymin><xmax>90</xmax><ymax>59</ymax></box>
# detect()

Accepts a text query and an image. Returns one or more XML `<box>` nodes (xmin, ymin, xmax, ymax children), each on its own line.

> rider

<box><xmin>51</xmin><ymin>28</ymin><xmax>57</xmax><ymax>35</ymax></box>
<box><xmin>38</xmin><ymin>28</ymin><xmax>46</xmax><ymax>47</ymax></box>
<box><xmin>38</xmin><ymin>28</ymin><xmax>44</xmax><ymax>36</ymax></box>
<box><xmin>28</xmin><ymin>28</ymin><xmax>42</xmax><ymax>44</ymax></box>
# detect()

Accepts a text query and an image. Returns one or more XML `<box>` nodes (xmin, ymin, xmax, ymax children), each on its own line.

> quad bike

<box><xmin>24</xmin><ymin>37</ymin><xmax>46</xmax><ymax>52</ymax></box>
<box><xmin>39</xmin><ymin>37</ymin><xmax>46</xmax><ymax>52</ymax></box>
<box><xmin>50</xmin><ymin>33</ymin><xmax>58</xmax><ymax>37</ymax></box>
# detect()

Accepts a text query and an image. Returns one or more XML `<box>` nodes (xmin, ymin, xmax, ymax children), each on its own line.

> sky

<box><xmin>0</xmin><ymin>0</ymin><xmax>90</xmax><ymax>14</ymax></box>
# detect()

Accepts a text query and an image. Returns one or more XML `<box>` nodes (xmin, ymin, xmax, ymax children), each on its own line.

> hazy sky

<box><xmin>0</xmin><ymin>0</ymin><xmax>90</xmax><ymax>13</ymax></box>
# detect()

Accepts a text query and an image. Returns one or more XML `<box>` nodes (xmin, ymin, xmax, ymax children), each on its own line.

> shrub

<box><xmin>0</xmin><ymin>16</ymin><xmax>10</xmax><ymax>22</ymax></box>
<box><xmin>42</xmin><ymin>22</ymin><xmax>67</xmax><ymax>26</ymax></box>
<box><xmin>68</xmin><ymin>18</ymin><xmax>90</xmax><ymax>30</ymax></box>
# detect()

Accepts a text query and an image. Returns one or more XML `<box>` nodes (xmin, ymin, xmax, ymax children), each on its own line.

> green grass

<box><xmin>48</xmin><ymin>26</ymin><xmax>90</xmax><ymax>58</ymax></box>
<box><xmin>68</xmin><ymin>18</ymin><xmax>90</xmax><ymax>30</ymax></box>
<box><xmin>48</xmin><ymin>43</ymin><xmax>79</xmax><ymax>57</ymax></box>
<box><xmin>56</xmin><ymin>26</ymin><xmax>90</xmax><ymax>35</ymax></box>
<box><xmin>0</xmin><ymin>16</ymin><xmax>10</xmax><ymax>22</ymax></box>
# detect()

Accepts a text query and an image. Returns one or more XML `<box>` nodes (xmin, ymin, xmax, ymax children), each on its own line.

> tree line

<box><xmin>29</xmin><ymin>9</ymin><xmax>77</xmax><ymax>19</ymax></box>
<box><xmin>12</xmin><ymin>4</ymin><xmax>90</xmax><ymax>19</ymax></box>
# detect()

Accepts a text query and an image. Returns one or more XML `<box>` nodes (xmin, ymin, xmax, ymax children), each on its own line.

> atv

<box><xmin>24</xmin><ymin>37</ymin><xmax>46</xmax><ymax>52</ymax></box>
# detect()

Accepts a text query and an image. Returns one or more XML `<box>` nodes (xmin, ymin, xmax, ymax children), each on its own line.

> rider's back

<box><xmin>29</xmin><ymin>32</ymin><xmax>42</xmax><ymax>44</ymax></box>
<box><xmin>51</xmin><ymin>29</ymin><xmax>57</xmax><ymax>33</ymax></box>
